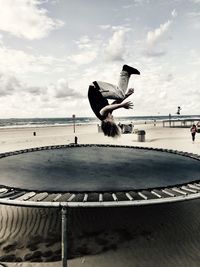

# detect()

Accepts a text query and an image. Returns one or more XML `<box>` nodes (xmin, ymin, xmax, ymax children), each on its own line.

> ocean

<box><xmin>0</xmin><ymin>115</ymin><xmax>200</xmax><ymax>129</ymax></box>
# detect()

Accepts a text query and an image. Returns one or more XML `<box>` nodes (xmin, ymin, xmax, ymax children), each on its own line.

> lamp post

<box><xmin>72</xmin><ymin>114</ymin><xmax>76</xmax><ymax>133</ymax></box>
<box><xmin>169</xmin><ymin>113</ymin><xmax>171</xmax><ymax>127</ymax></box>
<box><xmin>72</xmin><ymin>114</ymin><xmax>78</xmax><ymax>144</ymax></box>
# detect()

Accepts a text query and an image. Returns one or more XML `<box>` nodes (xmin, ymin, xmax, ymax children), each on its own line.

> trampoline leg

<box><xmin>61</xmin><ymin>207</ymin><xmax>68</xmax><ymax>267</ymax></box>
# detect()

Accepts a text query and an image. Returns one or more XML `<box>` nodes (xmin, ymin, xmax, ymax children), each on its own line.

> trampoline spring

<box><xmin>99</xmin><ymin>194</ymin><xmax>103</xmax><ymax>202</ymax></box>
<box><xmin>53</xmin><ymin>194</ymin><xmax>62</xmax><ymax>201</ymax></box>
<box><xmin>0</xmin><ymin>190</ymin><xmax>15</xmax><ymax>198</ymax></box>
<box><xmin>83</xmin><ymin>194</ymin><xmax>88</xmax><ymax>202</ymax></box>
<box><xmin>162</xmin><ymin>189</ymin><xmax>175</xmax><ymax>197</ymax></box>
<box><xmin>36</xmin><ymin>193</ymin><xmax>49</xmax><ymax>201</ymax></box>
<box><xmin>172</xmin><ymin>188</ymin><xmax>187</xmax><ymax>195</ymax></box>
<box><xmin>125</xmin><ymin>193</ymin><xmax>133</xmax><ymax>201</ymax></box>
<box><xmin>181</xmin><ymin>186</ymin><xmax>197</xmax><ymax>194</ymax></box>
<box><xmin>17</xmin><ymin>192</ymin><xmax>36</xmax><ymax>201</ymax></box>
<box><xmin>9</xmin><ymin>191</ymin><xmax>27</xmax><ymax>200</ymax></box>
<box><xmin>68</xmin><ymin>194</ymin><xmax>75</xmax><ymax>202</ymax></box>
<box><xmin>138</xmin><ymin>192</ymin><xmax>148</xmax><ymax>200</ymax></box>
<box><xmin>0</xmin><ymin>188</ymin><xmax>8</xmax><ymax>194</ymax></box>
<box><xmin>151</xmin><ymin>190</ymin><xmax>162</xmax><ymax>198</ymax></box>
<box><xmin>188</xmin><ymin>184</ymin><xmax>200</xmax><ymax>191</ymax></box>
<box><xmin>112</xmin><ymin>193</ymin><xmax>118</xmax><ymax>201</ymax></box>
<box><xmin>194</xmin><ymin>183</ymin><xmax>200</xmax><ymax>188</ymax></box>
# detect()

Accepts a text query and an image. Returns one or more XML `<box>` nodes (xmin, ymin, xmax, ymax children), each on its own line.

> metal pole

<box><xmin>61</xmin><ymin>207</ymin><xmax>68</xmax><ymax>267</ymax></box>
<box><xmin>72</xmin><ymin>114</ymin><xmax>76</xmax><ymax>133</ymax></box>
<box><xmin>169</xmin><ymin>113</ymin><xmax>171</xmax><ymax>128</ymax></box>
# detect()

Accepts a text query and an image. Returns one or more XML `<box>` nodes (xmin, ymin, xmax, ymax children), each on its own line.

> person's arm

<box><xmin>100</xmin><ymin>101</ymin><xmax>133</xmax><ymax>116</ymax></box>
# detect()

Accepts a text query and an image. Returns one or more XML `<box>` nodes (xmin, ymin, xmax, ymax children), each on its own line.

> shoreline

<box><xmin>0</xmin><ymin>123</ymin><xmax>97</xmax><ymax>131</ymax></box>
<box><xmin>1</xmin><ymin>114</ymin><xmax>199</xmax><ymax>131</ymax></box>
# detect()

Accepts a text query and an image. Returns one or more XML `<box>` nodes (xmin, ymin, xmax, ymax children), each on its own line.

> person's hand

<box><xmin>126</xmin><ymin>88</ymin><xmax>134</xmax><ymax>96</ymax></box>
<box><xmin>122</xmin><ymin>101</ymin><xmax>133</xmax><ymax>109</ymax></box>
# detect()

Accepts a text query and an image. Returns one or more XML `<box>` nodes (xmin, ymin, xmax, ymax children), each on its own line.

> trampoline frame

<box><xmin>0</xmin><ymin>144</ymin><xmax>200</xmax><ymax>266</ymax></box>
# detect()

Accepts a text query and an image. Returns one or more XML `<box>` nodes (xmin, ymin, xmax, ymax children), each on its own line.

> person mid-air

<box><xmin>88</xmin><ymin>65</ymin><xmax>140</xmax><ymax>137</ymax></box>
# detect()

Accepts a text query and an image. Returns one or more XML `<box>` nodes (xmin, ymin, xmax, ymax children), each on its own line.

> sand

<box><xmin>0</xmin><ymin>122</ymin><xmax>199</xmax><ymax>153</ymax></box>
<box><xmin>0</xmin><ymin>122</ymin><xmax>200</xmax><ymax>267</ymax></box>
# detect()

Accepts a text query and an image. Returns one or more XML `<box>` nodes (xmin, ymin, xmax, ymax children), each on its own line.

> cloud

<box><xmin>187</xmin><ymin>11</ymin><xmax>200</xmax><ymax>28</ymax></box>
<box><xmin>26</xmin><ymin>85</ymin><xmax>45</xmax><ymax>95</ymax></box>
<box><xmin>144</xmin><ymin>20</ymin><xmax>172</xmax><ymax>57</ymax></box>
<box><xmin>0</xmin><ymin>71</ymin><xmax>48</xmax><ymax>98</ymax></box>
<box><xmin>75</xmin><ymin>36</ymin><xmax>93</xmax><ymax>49</ymax></box>
<box><xmin>146</xmin><ymin>20</ymin><xmax>172</xmax><ymax>47</ymax></box>
<box><xmin>50</xmin><ymin>0</ymin><xmax>60</xmax><ymax>4</ymax></box>
<box><xmin>68</xmin><ymin>50</ymin><xmax>98</xmax><ymax>65</ymax></box>
<box><xmin>0</xmin><ymin>0</ymin><xmax>64</xmax><ymax>40</ymax></box>
<box><xmin>143</xmin><ymin>10</ymin><xmax>177</xmax><ymax>57</ymax></box>
<box><xmin>0</xmin><ymin>71</ymin><xmax>85</xmax><ymax>120</ymax></box>
<box><xmin>0</xmin><ymin>34</ymin><xmax>3</xmax><ymax>45</ymax></box>
<box><xmin>171</xmin><ymin>9</ymin><xmax>177</xmax><ymax>18</ymax></box>
<box><xmin>144</xmin><ymin>50</ymin><xmax>167</xmax><ymax>57</ymax></box>
<box><xmin>99</xmin><ymin>24</ymin><xmax>111</xmax><ymax>30</ymax></box>
<box><xmin>68</xmin><ymin>26</ymin><xmax>130</xmax><ymax>65</ymax></box>
<box><xmin>0</xmin><ymin>72</ymin><xmax>21</xmax><ymax>96</ymax></box>
<box><xmin>104</xmin><ymin>29</ymin><xmax>127</xmax><ymax>61</ymax></box>
<box><xmin>68</xmin><ymin>36</ymin><xmax>98</xmax><ymax>65</ymax></box>
<box><xmin>127</xmin><ymin>0</ymin><xmax>150</xmax><ymax>6</ymax></box>
<box><xmin>0</xmin><ymin>43</ymin><xmax>67</xmax><ymax>75</ymax></box>
<box><xmin>52</xmin><ymin>79</ymin><xmax>84</xmax><ymax>99</ymax></box>
<box><xmin>188</xmin><ymin>12</ymin><xmax>200</xmax><ymax>17</ymax></box>
<box><xmin>0</xmin><ymin>70</ymin><xmax>84</xmax><ymax>99</ymax></box>
<box><xmin>190</xmin><ymin>0</ymin><xmax>200</xmax><ymax>3</ymax></box>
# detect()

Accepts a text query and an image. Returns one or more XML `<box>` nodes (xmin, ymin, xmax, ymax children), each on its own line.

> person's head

<box><xmin>101</xmin><ymin>117</ymin><xmax>121</xmax><ymax>138</ymax></box>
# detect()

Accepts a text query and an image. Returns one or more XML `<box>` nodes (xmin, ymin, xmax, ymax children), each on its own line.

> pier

<box><xmin>163</xmin><ymin>118</ymin><xmax>200</xmax><ymax>128</ymax></box>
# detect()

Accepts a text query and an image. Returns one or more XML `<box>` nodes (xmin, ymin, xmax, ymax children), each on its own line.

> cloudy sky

<box><xmin>0</xmin><ymin>0</ymin><xmax>200</xmax><ymax>118</ymax></box>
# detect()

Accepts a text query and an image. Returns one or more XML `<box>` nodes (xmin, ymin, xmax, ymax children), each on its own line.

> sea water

<box><xmin>0</xmin><ymin>115</ymin><xmax>200</xmax><ymax>129</ymax></box>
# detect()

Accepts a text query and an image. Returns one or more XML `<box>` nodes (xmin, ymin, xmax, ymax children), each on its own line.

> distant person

<box><xmin>190</xmin><ymin>124</ymin><xmax>197</xmax><ymax>143</ymax></box>
<box><xmin>88</xmin><ymin>65</ymin><xmax>140</xmax><ymax>138</ymax></box>
<box><xmin>176</xmin><ymin>106</ymin><xmax>181</xmax><ymax>115</ymax></box>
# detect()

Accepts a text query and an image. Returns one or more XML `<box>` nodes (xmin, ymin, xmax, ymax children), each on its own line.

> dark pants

<box><xmin>192</xmin><ymin>132</ymin><xmax>196</xmax><ymax>141</ymax></box>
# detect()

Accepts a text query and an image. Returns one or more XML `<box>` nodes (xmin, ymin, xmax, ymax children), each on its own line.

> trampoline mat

<box><xmin>0</xmin><ymin>146</ymin><xmax>200</xmax><ymax>192</ymax></box>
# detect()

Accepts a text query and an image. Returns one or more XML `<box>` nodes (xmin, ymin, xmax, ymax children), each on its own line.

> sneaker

<box><xmin>122</xmin><ymin>64</ymin><xmax>140</xmax><ymax>75</ymax></box>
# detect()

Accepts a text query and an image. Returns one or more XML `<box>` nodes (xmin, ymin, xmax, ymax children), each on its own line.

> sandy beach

<box><xmin>0</xmin><ymin>122</ymin><xmax>199</xmax><ymax>154</ymax></box>
<box><xmin>0</xmin><ymin>122</ymin><xmax>200</xmax><ymax>267</ymax></box>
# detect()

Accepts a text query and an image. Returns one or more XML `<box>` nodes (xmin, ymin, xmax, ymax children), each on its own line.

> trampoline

<box><xmin>0</xmin><ymin>144</ymin><xmax>200</xmax><ymax>267</ymax></box>
<box><xmin>0</xmin><ymin>144</ymin><xmax>200</xmax><ymax>207</ymax></box>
